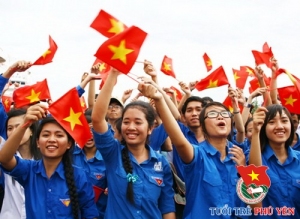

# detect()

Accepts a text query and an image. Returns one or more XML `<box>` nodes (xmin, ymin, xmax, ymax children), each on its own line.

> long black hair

<box><xmin>6</xmin><ymin>109</ymin><xmax>41</xmax><ymax>160</ymax></box>
<box><xmin>259</xmin><ymin>104</ymin><xmax>294</xmax><ymax>152</ymax></box>
<box><xmin>120</xmin><ymin>101</ymin><xmax>156</xmax><ymax>204</ymax></box>
<box><xmin>36</xmin><ymin>116</ymin><xmax>79</xmax><ymax>219</ymax></box>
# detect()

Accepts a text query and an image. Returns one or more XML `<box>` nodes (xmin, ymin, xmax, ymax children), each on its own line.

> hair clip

<box><xmin>127</xmin><ymin>173</ymin><xmax>138</xmax><ymax>183</ymax></box>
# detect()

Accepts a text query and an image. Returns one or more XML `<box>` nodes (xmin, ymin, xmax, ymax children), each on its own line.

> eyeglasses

<box><xmin>108</xmin><ymin>105</ymin><xmax>122</xmax><ymax>110</ymax></box>
<box><xmin>204</xmin><ymin>111</ymin><xmax>231</xmax><ymax>119</ymax></box>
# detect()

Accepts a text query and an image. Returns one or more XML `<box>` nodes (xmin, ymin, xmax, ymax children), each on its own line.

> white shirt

<box><xmin>0</xmin><ymin>138</ymin><xmax>26</xmax><ymax>219</ymax></box>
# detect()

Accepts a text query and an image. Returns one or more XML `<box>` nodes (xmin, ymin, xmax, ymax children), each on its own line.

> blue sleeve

<box><xmin>0</xmin><ymin>169</ymin><xmax>5</xmax><ymax>187</ymax></box>
<box><xmin>149</xmin><ymin>124</ymin><xmax>168</xmax><ymax>151</ymax></box>
<box><xmin>2</xmin><ymin>156</ymin><xmax>31</xmax><ymax>187</ymax></box>
<box><xmin>0</xmin><ymin>75</ymin><xmax>9</xmax><ymax>139</ymax></box>
<box><xmin>76</xmin><ymin>85</ymin><xmax>85</xmax><ymax>97</ymax></box>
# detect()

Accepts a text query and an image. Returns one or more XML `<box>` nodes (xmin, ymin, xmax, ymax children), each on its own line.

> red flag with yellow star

<box><xmin>32</xmin><ymin>36</ymin><xmax>58</xmax><ymax>65</ymax></box>
<box><xmin>160</xmin><ymin>55</ymin><xmax>176</xmax><ymax>78</ymax></box>
<box><xmin>236</xmin><ymin>164</ymin><xmax>271</xmax><ymax>187</ymax></box>
<box><xmin>13</xmin><ymin>79</ymin><xmax>51</xmax><ymax>108</ymax></box>
<box><xmin>94</xmin><ymin>26</ymin><xmax>147</xmax><ymax>74</ymax></box>
<box><xmin>276</xmin><ymin>69</ymin><xmax>300</xmax><ymax>96</ymax></box>
<box><xmin>90</xmin><ymin>9</ymin><xmax>128</xmax><ymax>38</ymax></box>
<box><xmin>93</xmin><ymin>58</ymin><xmax>111</xmax><ymax>74</ymax></box>
<box><xmin>49</xmin><ymin>88</ymin><xmax>92</xmax><ymax>148</ymax></box>
<box><xmin>222</xmin><ymin>95</ymin><xmax>244</xmax><ymax>113</ymax></box>
<box><xmin>195</xmin><ymin>66</ymin><xmax>229</xmax><ymax>91</ymax></box>
<box><xmin>233</xmin><ymin>68</ymin><xmax>248</xmax><ymax>90</ymax></box>
<box><xmin>278</xmin><ymin>86</ymin><xmax>300</xmax><ymax>114</ymax></box>
<box><xmin>262</xmin><ymin>42</ymin><xmax>273</xmax><ymax>57</ymax></box>
<box><xmin>170</xmin><ymin>86</ymin><xmax>183</xmax><ymax>101</ymax></box>
<box><xmin>79</xmin><ymin>96</ymin><xmax>87</xmax><ymax>112</ymax></box>
<box><xmin>240</xmin><ymin>66</ymin><xmax>255</xmax><ymax>77</ymax></box>
<box><xmin>1</xmin><ymin>95</ymin><xmax>13</xmax><ymax>112</ymax></box>
<box><xmin>203</xmin><ymin>53</ymin><xmax>212</xmax><ymax>72</ymax></box>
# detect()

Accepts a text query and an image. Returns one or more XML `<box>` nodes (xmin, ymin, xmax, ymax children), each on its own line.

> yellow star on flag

<box><xmin>248</xmin><ymin>170</ymin><xmax>259</xmax><ymax>181</ymax></box>
<box><xmin>163</xmin><ymin>62</ymin><xmax>172</xmax><ymax>71</ymax></box>
<box><xmin>108</xmin><ymin>40</ymin><xmax>134</xmax><ymax>64</ymax></box>
<box><xmin>234</xmin><ymin>72</ymin><xmax>240</xmax><ymax>81</ymax></box>
<box><xmin>108</xmin><ymin>19</ymin><xmax>125</xmax><ymax>34</ymax></box>
<box><xmin>207</xmin><ymin>79</ymin><xmax>218</xmax><ymax>88</ymax></box>
<box><xmin>26</xmin><ymin>89</ymin><xmax>41</xmax><ymax>103</ymax></box>
<box><xmin>63</xmin><ymin>108</ymin><xmax>83</xmax><ymax>131</ymax></box>
<box><xmin>228</xmin><ymin>106</ymin><xmax>233</xmax><ymax>113</ymax></box>
<box><xmin>99</xmin><ymin>63</ymin><xmax>106</xmax><ymax>72</ymax></box>
<box><xmin>284</xmin><ymin>95</ymin><xmax>297</xmax><ymax>106</ymax></box>
<box><xmin>206</xmin><ymin>60</ymin><xmax>212</xmax><ymax>67</ymax></box>
<box><xmin>246</xmin><ymin>67</ymin><xmax>254</xmax><ymax>76</ymax></box>
<box><xmin>42</xmin><ymin>50</ymin><xmax>51</xmax><ymax>58</ymax></box>
<box><xmin>4</xmin><ymin>99</ymin><xmax>9</xmax><ymax>107</ymax></box>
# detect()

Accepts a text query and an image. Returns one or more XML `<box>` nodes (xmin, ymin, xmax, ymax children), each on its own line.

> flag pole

<box><xmin>126</xmin><ymin>74</ymin><xmax>140</xmax><ymax>84</ymax></box>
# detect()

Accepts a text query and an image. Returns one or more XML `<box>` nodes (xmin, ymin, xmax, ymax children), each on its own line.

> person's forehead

<box><xmin>206</xmin><ymin>105</ymin><xmax>225</xmax><ymax>112</ymax></box>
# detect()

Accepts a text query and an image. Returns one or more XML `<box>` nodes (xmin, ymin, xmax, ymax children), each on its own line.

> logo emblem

<box><xmin>60</xmin><ymin>198</ymin><xmax>70</xmax><ymax>207</ymax></box>
<box><xmin>152</xmin><ymin>176</ymin><xmax>163</xmax><ymax>186</ymax></box>
<box><xmin>94</xmin><ymin>173</ymin><xmax>103</xmax><ymax>180</ymax></box>
<box><xmin>154</xmin><ymin>162</ymin><xmax>162</xmax><ymax>172</ymax></box>
<box><xmin>236</xmin><ymin>164</ymin><xmax>271</xmax><ymax>204</ymax></box>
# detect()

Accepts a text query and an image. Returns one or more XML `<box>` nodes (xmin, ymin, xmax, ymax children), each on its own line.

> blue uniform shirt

<box><xmin>183</xmin><ymin>140</ymin><xmax>242</xmax><ymax>219</ymax></box>
<box><xmin>292</xmin><ymin>133</ymin><xmax>300</xmax><ymax>151</ymax></box>
<box><xmin>150</xmin><ymin>121</ymin><xmax>201</xmax><ymax>182</ymax></box>
<box><xmin>0</xmin><ymin>75</ymin><xmax>9</xmax><ymax>139</ymax></box>
<box><xmin>3</xmin><ymin>156</ymin><xmax>98</xmax><ymax>219</ymax></box>
<box><xmin>248</xmin><ymin>145</ymin><xmax>300</xmax><ymax>218</ymax></box>
<box><xmin>93</xmin><ymin>127</ymin><xmax>175</xmax><ymax>219</ymax></box>
<box><xmin>149</xmin><ymin>124</ymin><xmax>168</xmax><ymax>152</ymax></box>
<box><xmin>73</xmin><ymin>146</ymin><xmax>107</xmax><ymax>219</ymax></box>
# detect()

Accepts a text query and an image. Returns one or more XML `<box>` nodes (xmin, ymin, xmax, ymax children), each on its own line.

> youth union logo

<box><xmin>236</xmin><ymin>164</ymin><xmax>271</xmax><ymax>204</ymax></box>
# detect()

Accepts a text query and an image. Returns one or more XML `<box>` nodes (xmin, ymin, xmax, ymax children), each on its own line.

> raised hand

<box><xmin>143</xmin><ymin>59</ymin><xmax>157</xmax><ymax>77</ymax></box>
<box><xmin>138</xmin><ymin>82</ymin><xmax>162</xmax><ymax>100</ymax></box>
<box><xmin>229</xmin><ymin>145</ymin><xmax>246</xmax><ymax>166</ymax></box>
<box><xmin>252</xmin><ymin>107</ymin><xmax>268</xmax><ymax>133</ymax></box>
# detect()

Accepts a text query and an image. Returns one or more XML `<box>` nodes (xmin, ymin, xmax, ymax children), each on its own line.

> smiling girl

<box><xmin>0</xmin><ymin>104</ymin><xmax>98</xmax><ymax>219</ymax></box>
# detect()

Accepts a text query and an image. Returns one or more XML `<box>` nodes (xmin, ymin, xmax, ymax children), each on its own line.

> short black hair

<box><xmin>181</xmin><ymin>96</ymin><xmax>206</xmax><ymax>114</ymax></box>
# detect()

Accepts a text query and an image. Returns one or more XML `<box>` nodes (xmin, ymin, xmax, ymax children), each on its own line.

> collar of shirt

<box><xmin>264</xmin><ymin>144</ymin><xmax>299</xmax><ymax>165</ymax></box>
<box><xmin>34</xmin><ymin>159</ymin><xmax>65</xmax><ymax>180</ymax></box>
<box><xmin>121</xmin><ymin>144</ymin><xmax>159</xmax><ymax>163</ymax></box>
<box><xmin>73</xmin><ymin>145</ymin><xmax>104</xmax><ymax>161</ymax></box>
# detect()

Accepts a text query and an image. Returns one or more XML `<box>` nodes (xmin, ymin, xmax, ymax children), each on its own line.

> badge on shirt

<box><xmin>154</xmin><ymin>162</ymin><xmax>162</xmax><ymax>172</ymax></box>
<box><xmin>94</xmin><ymin>173</ymin><xmax>103</xmax><ymax>180</ymax></box>
<box><xmin>60</xmin><ymin>198</ymin><xmax>70</xmax><ymax>207</ymax></box>
<box><xmin>152</xmin><ymin>176</ymin><xmax>163</xmax><ymax>186</ymax></box>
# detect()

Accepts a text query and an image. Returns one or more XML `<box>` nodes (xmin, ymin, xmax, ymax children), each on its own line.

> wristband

<box><xmin>233</xmin><ymin>111</ymin><xmax>240</xmax><ymax>114</ymax></box>
<box><xmin>244</xmin><ymin>103</ymin><xmax>252</xmax><ymax>108</ymax></box>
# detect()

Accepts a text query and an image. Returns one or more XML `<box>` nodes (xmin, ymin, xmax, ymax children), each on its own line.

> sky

<box><xmin>1</xmin><ymin>0</ymin><xmax>300</xmax><ymax>103</ymax></box>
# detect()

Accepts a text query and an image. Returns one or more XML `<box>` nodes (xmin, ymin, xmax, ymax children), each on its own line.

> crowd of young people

<box><xmin>0</xmin><ymin>57</ymin><xmax>299</xmax><ymax>219</ymax></box>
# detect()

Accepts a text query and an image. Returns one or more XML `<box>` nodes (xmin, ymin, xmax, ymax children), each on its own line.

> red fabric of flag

<box><xmin>248</xmin><ymin>75</ymin><xmax>270</xmax><ymax>94</ymax></box>
<box><xmin>170</xmin><ymin>86</ymin><xmax>182</xmax><ymax>101</ymax></box>
<box><xmin>195</xmin><ymin>66</ymin><xmax>229</xmax><ymax>91</ymax></box>
<box><xmin>94</xmin><ymin>26</ymin><xmax>147</xmax><ymax>74</ymax></box>
<box><xmin>32</xmin><ymin>36</ymin><xmax>58</xmax><ymax>65</ymax></box>
<box><xmin>203</xmin><ymin>53</ymin><xmax>212</xmax><ymax>72</ymax></box>
<box><xmin>278</xmin><ymin>86</ymin><xmax>300</xmax><ymax>114</ymax></box>
<box><xmin>233</xmin><ymin>68</ymin><xmax>248</xmax><ymax>90</ymax></box>
<box><xmin>236</xmin><ymin>164</ymin><xmax>271</xmax><ymax>187</ymax></box>
<box><xmin>49</xmin><ymin>88</ymin><xmax>92</xmax><ymax>148</ymax></box>
<box><xmin>222</xmin><ymin>95</ymin><xmax>244</xmax><ymax>113</ymax></box>
<box><xmin>13</xmin><ymin>79</ymin><xmax>51</xmax><ymax>108</ymax></box>
<box><xmin>90</xmin><ymin>9</ymin><xmax>128</xmax><ymax>38</ymax></box>
<box><xmin>276</xmin><ymin>68</ymin><xmax>300</xmax><ymax>96</ymax></box>
<box><xmin>251</xmin><ymin>50</ymin><xmax>272</xmax><ymax>68</ymax></box>
<box><xmin>79</xmin><ymin>96</ymin><xmax>87</xmax><ymax>112</ymax></box>
<box><xmin>262</xmin><ymin>42</ymin><xmax>273</xmax><ymax>57</ymax></box>
<box><xmin>93</xmin><ymin>58</ymin><xmax>111</xmax><ymax>74</ymax></box>
<box><xmin>240</xmin><ymin>66</ymin><xmax>255</xmax><ymax>77</ymax></box>
<box><xmin>1</xmin><ymin>95</ymin><xmax>13</xmax><ymax>112</ymax></box>
<box><xmin>160</xmin><ymin>55</ymin><xmax>176</xmax><ymax>78</ymax></box>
